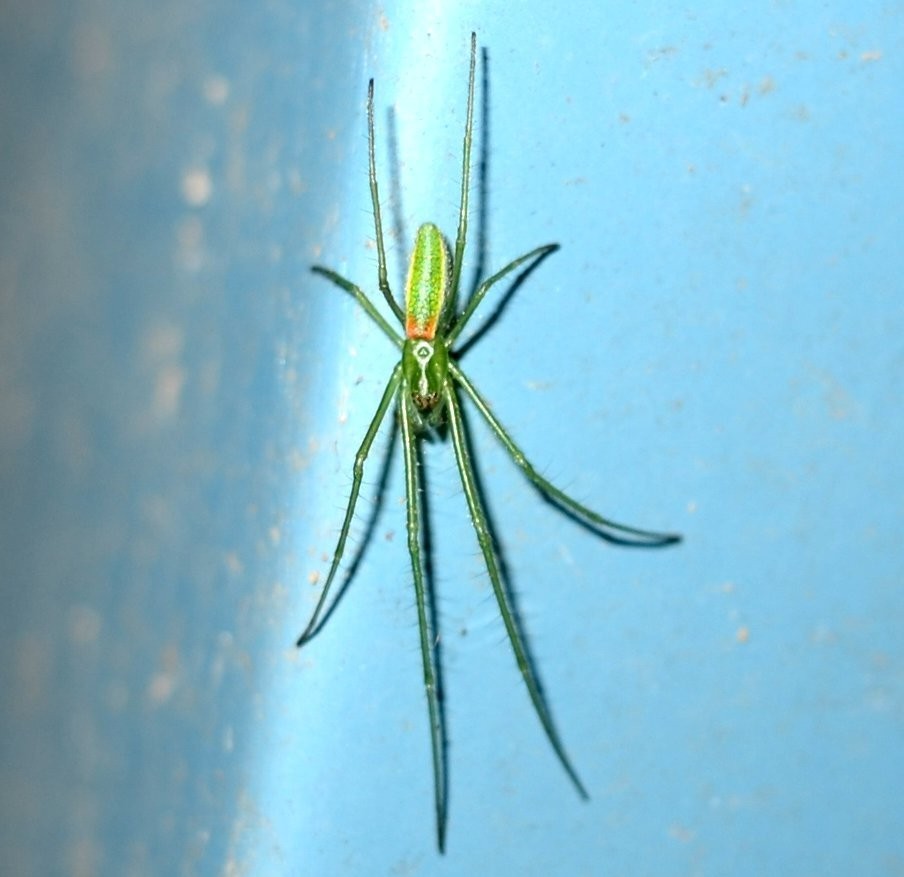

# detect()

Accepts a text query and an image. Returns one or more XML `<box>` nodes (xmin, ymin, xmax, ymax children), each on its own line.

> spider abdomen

<box><xmin>405</xmin><ymin>222</ymin><xmax>449</xmax><ymax>341</ymax></box>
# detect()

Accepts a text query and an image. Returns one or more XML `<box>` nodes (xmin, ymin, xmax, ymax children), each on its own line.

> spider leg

<box><xmin>366</xmin><ymin>79</ymin><xmax>404</xmax><ymax>324</ymax></box>
<box><xmin>296</xmin><ymin>363</ymin><xmax>403</xmax><ymax>647</ymax></box>
<box><xmin>446</xmin><ymin>243</ymin><xmax>559</xmax><ymax>345</ymax></box>
<box><xmin>444</xmin><ymin>383</ymin><xmax>589</xmax><ymax>800</ymax></box>
<box><xmin>310</xmin><ymin>266</ymin><xmax>403</xmax><ymax>346</ymax></box>
<box><xmin>400</xmin><ymin>391</ymin><xmax>448</xmax><ymax>852</ymax></box>
<box><xmin>450</xmin><ymin>362</ymin><xmax>681</xmax><ymax>546</ymax></box>
<box><xmin>448</xmin><ymin>32</ymin><xmax>477</xmax><ymax>314</ymax></box>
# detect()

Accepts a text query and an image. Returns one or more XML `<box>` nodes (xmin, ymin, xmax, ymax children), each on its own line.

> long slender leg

<box><xmin>310</xmin><ymin>266</ymin><xmax>403</xmax><ymax>347</ymax></box>
<box><xmin>399</xmin><ymin>392</ymin><xmax>448</xmax><ymax>852</ymax></box>
<box><xmin>367</xmin><ymin>79</ymin><xmax>405</xmax><ymax>324</ymax></box>
<box><xmin>296</xmin><ymin>364</ymin><xmax>403</xmax><ymax>647</ymax></box>
<box><xmin>448</xmin><ymin>32</ymin><xmax>477</xmax><ymax>303</ymax></box>
<box><xmin>446</xmin><ymin>243</ymin><xmax>558</xmax><ymax>345</ymax></box>
<box><xmin>450</xmin><ymin>362</ymin><xmax>681</xmax><ymax>545</ymax></box>
<box><xmin>444</xmin><ymin>383</ymin><xmax>589</xmax><ymax>800</ymax></box>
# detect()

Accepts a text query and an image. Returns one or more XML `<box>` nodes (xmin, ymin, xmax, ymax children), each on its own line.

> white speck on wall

<box><xmin>176</xmin><ymin>215</ymin><xmax>206</xmax><ymax>272</ymax></box>
<box><xmin>153</xmin><ymin>365</ymin><xmax>186</xmax><ymax>421</ymax></box>
<box><xmin>68</xmin><ymin>604</ymin><xmax>102</xmax><ymax>645</ymax></box>
<box><xmin>141</xmin><ymin>324</ymin><xmax>187</xmax><ymax>423</ymax></box>
<box><xmin>203</xmin><ymin>74</ymin><xmax>230</xmax><ymax>105</ymax></box>
<box><xmin>181</xmin><ymin>167</ymin><xmax>212</xmax><ymax>206</ymax></box>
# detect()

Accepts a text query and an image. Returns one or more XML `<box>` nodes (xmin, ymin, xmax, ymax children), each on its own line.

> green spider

<box><xmin>299</xmin><ymin>32</ymin><xmax>681</xmax><ymax>852</ymax></box>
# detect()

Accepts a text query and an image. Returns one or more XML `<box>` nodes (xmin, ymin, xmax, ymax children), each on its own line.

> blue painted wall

<box><xmin>1</xmin><ymin>1</ymin><xmax>901</xmax><ymax>874</ymax></box>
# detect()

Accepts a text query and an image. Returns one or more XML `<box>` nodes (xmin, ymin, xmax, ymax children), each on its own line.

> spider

<box><xmin>299</xmin><ymin>32</ymin><xmax>681</xmax><ymax>852</ymax></box>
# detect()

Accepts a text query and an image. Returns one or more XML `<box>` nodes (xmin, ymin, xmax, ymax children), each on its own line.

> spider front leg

<box><xmin>310</xmin><ymin>266</ymin><xmax>402</xmax><ymax>347</ymax></box>
<box><xmin>446</xmin><ymin>243</ymin><xmax>559</xmax><ymax>345</ymax></box>
<box><xmin>399</xmin><ymin>392</ymin><xmax>447</xmax><ymax>852</ymax></box>
<box><xmin>444</xmin><ymin>383</ymin><xmax>590</xmax><ymax>800</ymax></box>
<box><xmin>365</xmin><ymin>78</ymin><xmax>404</xmax><ymax>324</ymax></box>
<box><xmin>296</xmin><ymin>363</ymin><xmax>403</xmax><ymax>646</ymax></box>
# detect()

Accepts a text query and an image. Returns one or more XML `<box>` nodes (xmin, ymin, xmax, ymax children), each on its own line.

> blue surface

<box><xmin>1</xmin><ymin>1</ymin><xmax>902</xmax><ymax>875</ymax></box>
